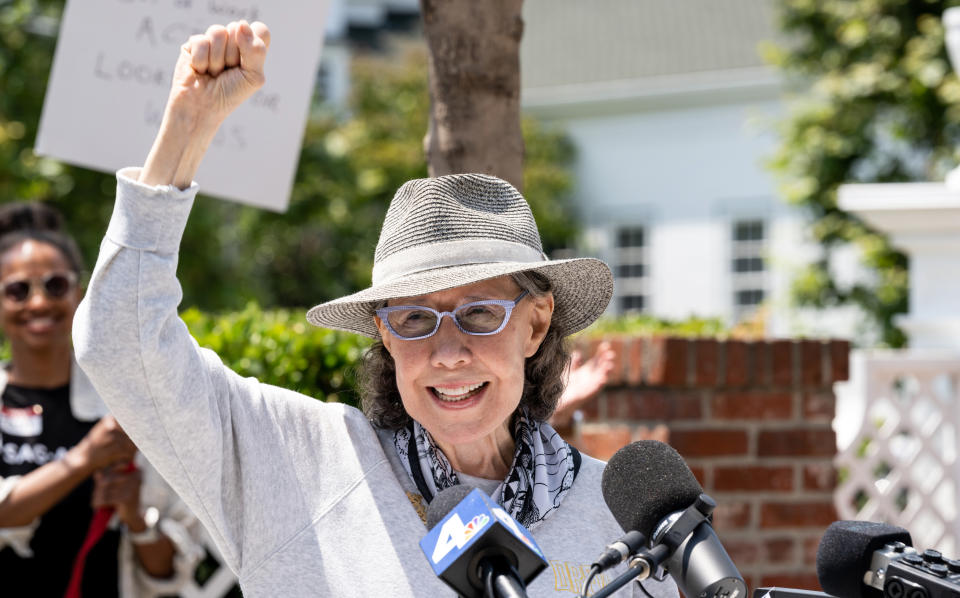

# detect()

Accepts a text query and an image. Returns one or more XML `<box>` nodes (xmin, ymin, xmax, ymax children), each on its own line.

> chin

<box><xmin>18</xmin><ymin>331</ymin><xmax>71</xmax><ymax>351</ymax></box>
<box><xmin>429</xmin><ymin>416</ymin><xmax>506</xmax><ymax>447</ymax></box>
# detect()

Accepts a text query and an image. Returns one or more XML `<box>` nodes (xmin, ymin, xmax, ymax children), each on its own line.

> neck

<box><xmin>7</xmin><ymin>343</ymin><xmax>72</xmax><ymax>388</ymax></box>
<box><xmin>435</xmin><ymin>422</ymin><xmax>516</xmax><ymax>480</ymax></box>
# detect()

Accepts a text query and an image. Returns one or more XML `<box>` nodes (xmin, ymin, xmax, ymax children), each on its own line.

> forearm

<box><xmin>130</xmin><ymin>529</ymin><xmax>177</xmax><ymax>579</ymax></box>
<box><xmin>139</xmin><ymin>107</ymin><xmax>220</xmax><ymax>189</ymax></box>
<box><xmin>0</xmin><ymin>448</ymin><xmax>93</xmax><ymax>526</ymax></box>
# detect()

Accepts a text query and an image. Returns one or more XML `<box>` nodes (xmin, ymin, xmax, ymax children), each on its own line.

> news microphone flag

<box><xmin>420</xmin><ymin>488</ymin><xmax>547</xmax><ymax>595</ymax></box>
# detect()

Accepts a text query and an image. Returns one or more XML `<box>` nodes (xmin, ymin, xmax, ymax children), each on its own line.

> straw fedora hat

<box><xmin>306</xmin><ymin>173</ymin><xmax>613</xmax><ymax>338</ymax></box>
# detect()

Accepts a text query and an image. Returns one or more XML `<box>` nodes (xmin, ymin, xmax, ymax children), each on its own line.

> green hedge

<box><xmin>180</xmin><ymin>303</ymin><xmax>371</xmax><ymax>407</ymax></box>
<box><xmin>580</xmin><ymin>313</ymin><xmax>729</xmax><ymax>338</ymax></box>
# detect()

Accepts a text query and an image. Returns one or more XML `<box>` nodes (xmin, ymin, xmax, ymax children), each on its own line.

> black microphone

<box><xmin>814</xmin><ymin>520</ymin><xmax>960</xmax><ymax>598</ymax></box>
<box><xmin>599</xmin><ymin>440</ymin><xmax>747</xmax><ymax>598</ymax></box>
<box><xmin>754</xmin><ymin>519</ymin><xmax>960</xmax><ymax>598</ymax></box>
<box><xmin>816</xmin><ymin>520</ymin><xmax>912</xmax><ymax>598</ymax></box>
<box><xmin>817</xmin><ymin>520</ymin><xmax>916</xmax><ymax>598</ymax></box>
<box><xmin>420</xmin><ymin>486</ymin><xmax>547</xmax><ymax>598</ymax></box>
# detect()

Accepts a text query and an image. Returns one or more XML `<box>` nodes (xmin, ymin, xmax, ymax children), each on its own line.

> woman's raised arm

<box><xmin>72</xmin><ymin>21</ymin><xmax>289</xmax><ymax>577</ymax></box>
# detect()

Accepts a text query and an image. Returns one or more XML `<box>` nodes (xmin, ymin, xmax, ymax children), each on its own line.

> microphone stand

<box><xmin>480</xmin><ymin>556</ymin><xmax>529</xmax><ymax>598</ymax></box>
<box><xmin>588</xmin><ymin>544</ymin><xmax>671</xmax><ymax>598</ymax></box>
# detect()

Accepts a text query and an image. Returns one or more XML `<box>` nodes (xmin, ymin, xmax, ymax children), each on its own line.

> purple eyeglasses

<box><xmin>375</xmin><ymin>291</ymin><xmax>529</xmax><ymax>340</ymax></box>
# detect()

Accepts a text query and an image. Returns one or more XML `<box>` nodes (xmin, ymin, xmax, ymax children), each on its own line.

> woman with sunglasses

<box><xmin>0</xmin><ymin>202</ymin><xmax>202</xmax><ymax>596</ymax></box>
<box><xmin>73</xmin><ymin>21</ymin><xmax>678</xmax><ymax>597</ymax></box>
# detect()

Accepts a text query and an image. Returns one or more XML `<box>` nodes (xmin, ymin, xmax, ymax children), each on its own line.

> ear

<box><xmin>375</xmin><ymin>315</ymin><xmax>393</xmax><ymax>353</ymax></box>
<box><xmin>523</xmin><ymin>292</ymin><xmax>554</xmax><ymax>358</ymax></box>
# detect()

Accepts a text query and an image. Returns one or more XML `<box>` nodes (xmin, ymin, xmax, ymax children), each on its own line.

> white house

<box><xmin>320</xmin><ymin>0</ymin><xmax>864</xmax><ymax>339</ymax></box>
<box><xmin>521</xmin><ymin>0</ymin><xmax>864</xmax><ymax>338</ymax></box>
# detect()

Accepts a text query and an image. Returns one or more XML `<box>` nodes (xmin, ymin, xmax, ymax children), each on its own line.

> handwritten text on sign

<box><xmin>37</xmin><ymin>0</ymin><xmax>329</xmax><ymax>211</ymax></box>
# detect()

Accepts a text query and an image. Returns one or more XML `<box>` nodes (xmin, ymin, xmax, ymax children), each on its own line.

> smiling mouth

<box><xmin>431</xmin><ymin>382</ymin><xmax>488</xmax><ymax>402</ymax></box>
<box><xmin>24</xmin><ymin>316</ymin><xmax>57</xmax><ymax>330</ymax></box>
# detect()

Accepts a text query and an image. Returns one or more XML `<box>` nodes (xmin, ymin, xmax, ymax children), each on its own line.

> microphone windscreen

<box><xmin>816</xmin><ymin>520</ymin><xmax>912</xmax><ymax>598</ymax></box>
<box><xmin>426</xmin><ymin>485</ymin><xmax>477</xmax><ymax>529</ymax></box>
<box><xmin>601</xmin><ymin>440</ymin><xmax>703</xmax><ymax>538</ymax></box>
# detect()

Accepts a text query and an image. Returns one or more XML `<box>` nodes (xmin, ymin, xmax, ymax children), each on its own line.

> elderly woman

<box><xmin>73</xmin><ymin>21</ymin><xmax>677</xmax><ymax>598</ymax></box>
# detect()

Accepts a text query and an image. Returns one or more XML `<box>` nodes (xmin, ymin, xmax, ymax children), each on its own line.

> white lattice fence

<box><xmin>835</xmin><ymin>351</ymin><xmax>960</xmax><ymax>555</ymax></box>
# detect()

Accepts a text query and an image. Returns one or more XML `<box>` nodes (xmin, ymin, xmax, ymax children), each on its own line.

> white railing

<box><xmin>834</xmin><ymin>350</ymin><xmax>960</xmax><ymax>555</ymax></box>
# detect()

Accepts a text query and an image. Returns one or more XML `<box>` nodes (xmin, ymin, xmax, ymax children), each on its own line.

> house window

<box><xmin>614</xmin><ymin>226</ymin><xmax>647</xmax><ymax>313</ymax></box>
<box><xmin>731</xmin><ymin>219</ymin><xmax>765</xmax><ymax>319</ymax></box>
<box><xmin>733</xmin><ymin>220</ymin><xmax>764</xmax><ymax>242</ymax></box>
<box><xmin>620</xmin><ymin>295</ymin><xmax>645</xmax><ymax>312</ymax></box>
<box><xmin>735</xmin><ymin>289</ymin><xmax>765</xmax><ymax>305</ymax></box>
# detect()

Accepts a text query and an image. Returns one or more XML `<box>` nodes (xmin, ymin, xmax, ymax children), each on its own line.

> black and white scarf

<box><xmin>394</xmin><ymin>409</ymin><xmax>581</xmax><ymax>528</ymax></box>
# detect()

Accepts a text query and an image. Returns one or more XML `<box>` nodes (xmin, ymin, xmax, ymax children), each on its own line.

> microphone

<box><xmin>598</xmin><ymin>440</ymin><xmax>747</xmax><ymax>598</ymax></box>
<box><xmin>419</xmin><ymin>486</ymin><xmax>548</xmax><ymax>598</ymax></box>
<box><xmin>816</xmin><ymin>520</ymin><xmax>913</xmax><ymax>598</ymax></box>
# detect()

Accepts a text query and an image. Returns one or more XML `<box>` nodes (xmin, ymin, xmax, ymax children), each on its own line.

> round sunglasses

<box><xmin>1</xmin><ymin>272</ymin><xmax>78</xmax><ymax>305</ymax></box>
<box><xmin>376</xmin><ymin>291</ymin><xmax>529</xmax><ymax>340</ymax></box>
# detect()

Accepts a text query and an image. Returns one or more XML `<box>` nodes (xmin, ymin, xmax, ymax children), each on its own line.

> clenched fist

<box><xmin>141</xmin><ymin>20</ymin><xmax>271</xmax><ymax>188</ymax></box>
<box><xmin>167</xmin><ymin>20</ymin><xmax>271</xmax><ymax>128</ymax></box>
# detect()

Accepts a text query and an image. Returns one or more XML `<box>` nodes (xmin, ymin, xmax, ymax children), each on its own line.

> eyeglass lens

<box><xmin>386</xmin><ymin>302</ymin><xmax>508</xmax><ymax>338</ymax></box>
<box><xmin>2</xmin><ymin>274</ymin><xmax>75</xmax><ymax>303</ymax></box>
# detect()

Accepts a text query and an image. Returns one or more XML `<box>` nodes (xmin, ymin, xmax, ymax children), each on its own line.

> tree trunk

<box><xmin>419</xmin><ymin>0</ymin><xmax>525</xmax><ymax>191</ymax></box>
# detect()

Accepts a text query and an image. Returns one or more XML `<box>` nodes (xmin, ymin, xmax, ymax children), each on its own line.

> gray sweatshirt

<box><xmin>73</xmin><ymin>169</ymin><xmax>678</xmax><ymax>598</ymax></box>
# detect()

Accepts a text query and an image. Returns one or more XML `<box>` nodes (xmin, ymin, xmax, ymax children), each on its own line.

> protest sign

<box><xmin>36</xmin><ymin>0</ymin><xmax>329</xmax><ymax>212</ymax></box>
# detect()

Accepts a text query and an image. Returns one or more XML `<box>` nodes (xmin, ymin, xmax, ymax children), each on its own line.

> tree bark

<box><xmin>419</xmin><ymin>0</ymin><xmax>525</xmax><ymax>191</ymax></box>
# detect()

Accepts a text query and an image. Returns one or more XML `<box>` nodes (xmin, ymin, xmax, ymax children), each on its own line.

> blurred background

<box><xmin>2</xmin><ymin>0</ymin><xmax>959</xmax><ymax>594</ymax></box>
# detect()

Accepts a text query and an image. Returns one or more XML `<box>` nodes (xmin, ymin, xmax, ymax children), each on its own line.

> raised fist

<box><xmin>167</xmin><ymin>20</ymin><xmax>271</xmax><ymax>129</ymax></box>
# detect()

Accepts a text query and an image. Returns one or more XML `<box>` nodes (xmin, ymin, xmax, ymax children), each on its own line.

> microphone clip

<box><xmin>653</xmin><ymin>493</ymin><xmax>717</xmax><ymax>552</ymax></box>
<box><xmin>583</xmin><ymin>494</ymin><xmax>720</xmax><ymax>598</ymax></box>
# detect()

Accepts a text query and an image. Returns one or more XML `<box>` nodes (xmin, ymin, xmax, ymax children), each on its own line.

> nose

<box><xmin>429</xmin><ymin>315</ymin><xmax>471</xmax><ymax>369</ymax></box>
<box><xmin>24</xmin><ymin>285</ymin><xmax>52</xmax><ymax>310</ymax></box>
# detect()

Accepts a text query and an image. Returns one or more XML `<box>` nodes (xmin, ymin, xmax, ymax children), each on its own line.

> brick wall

<box><xmin>564</xmin><ymin>336</ymin><xmax>850</xmax><ymax>592</ymax></box>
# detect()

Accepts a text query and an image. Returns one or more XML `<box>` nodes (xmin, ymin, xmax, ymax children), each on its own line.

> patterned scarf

<box><xmin>394</xmin><ymin>409</ymin><xmax>581</xmax><ymax>528</ymax></box>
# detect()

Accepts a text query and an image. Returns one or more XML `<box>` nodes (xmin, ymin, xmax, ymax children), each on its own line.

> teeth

<box><xmin>433</xmin><ymin>382</ymin><xmax>485</xmax><ymax>401</ymax></box>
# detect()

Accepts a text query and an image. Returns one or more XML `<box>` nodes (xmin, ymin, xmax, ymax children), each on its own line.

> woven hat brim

<box><xmin>306</xmin><ymin>258</ymin><xmax>613</xmax><ymax>339</ymax></box>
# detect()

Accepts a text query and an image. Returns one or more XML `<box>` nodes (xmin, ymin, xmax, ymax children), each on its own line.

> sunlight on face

<box><xmin>376</xmin><ymin>276</ymin><xmax>553</xmax><ymax>450</ymax></box>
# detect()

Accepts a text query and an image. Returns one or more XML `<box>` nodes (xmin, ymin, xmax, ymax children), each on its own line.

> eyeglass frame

<box><xmin>0</xmin><ymin>271</ymin><xmax>79</xmax><ymax>305</ymax></box>
<box><xmin>375</xmin><ymin>290</ymin><xmax>529</xmax><ymax>341</ymax></box>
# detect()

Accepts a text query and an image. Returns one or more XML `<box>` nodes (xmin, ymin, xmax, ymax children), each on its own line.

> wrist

<box><xmin>63</xmin><ymin>443</ymin><xmax>96</xmax><ymax>477</ymax></box>
<box><xmin>122</xmin><ymin>512</ymin><xmax>147</xmax><ymax>533</ymax></box>
<box><xmin>125</xmin><ymin>506</ymin><xmax>162</xmax><ymax>544</ymax></box>
<box><xmin>162</xmin><ymin>101</ymin><xmax>222</xmax><ymax>143</ymax></box>
<box><xmin>140</xmin><ymin>104</ymin><xmax>221</xmax><ymax>189</ymax></box>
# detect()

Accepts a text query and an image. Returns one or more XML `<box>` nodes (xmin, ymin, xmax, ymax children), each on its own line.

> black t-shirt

<box><xmin>0</xmin><ymin>383</ymin><xmax>120</xmax><ymax>598</ymax></box>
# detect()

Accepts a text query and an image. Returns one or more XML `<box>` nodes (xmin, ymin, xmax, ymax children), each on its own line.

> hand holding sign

<box><xmin>141</xmin><ymin>20</ymin><xmax>270</xmax><ymax>189</ymax></box>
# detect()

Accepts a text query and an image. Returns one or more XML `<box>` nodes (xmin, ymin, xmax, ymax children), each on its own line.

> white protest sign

<box><xmin>36</xmin><ymin>0</ymin><xmax>329</xmax><ymax>212</ymax></box>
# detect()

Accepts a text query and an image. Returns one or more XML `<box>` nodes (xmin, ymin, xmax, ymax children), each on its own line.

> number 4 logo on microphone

<box><xmin>431</xmin><ymin>514</ymin><xmax>467</xmax><ymax>563</ymax></box>
<box><xmin>430</xmin><ymin>513</ymin><xmax>490</xmax><ymax>563</ymax></box>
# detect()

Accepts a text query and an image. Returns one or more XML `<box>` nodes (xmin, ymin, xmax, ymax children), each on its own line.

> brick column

<box><xmin>569</xmin><ymin>336</ymin><xmax>850</xmax><ymax>591</ymax></box>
